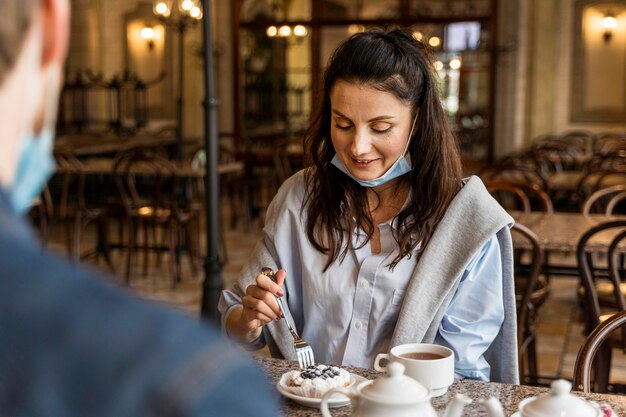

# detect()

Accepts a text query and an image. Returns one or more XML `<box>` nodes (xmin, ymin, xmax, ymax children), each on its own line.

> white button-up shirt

<box><xmin>220</xmin><ymin>189</ymin><xmax>504</xmax><ymax>381</ymax></box>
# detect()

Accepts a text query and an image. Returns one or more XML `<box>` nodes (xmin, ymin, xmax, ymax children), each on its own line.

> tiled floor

<box><xmin>41</xmin><ymin>212</ymin><xmax>626</xmax><ymax>388</ymax></box>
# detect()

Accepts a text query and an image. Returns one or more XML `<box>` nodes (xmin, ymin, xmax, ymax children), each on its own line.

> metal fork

<box><xmin>261</xmin><ymin>267</ymin><xmax>315</xmax><ymax>369</ymax></box>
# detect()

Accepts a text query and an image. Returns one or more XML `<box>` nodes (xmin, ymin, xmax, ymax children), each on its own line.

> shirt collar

<box><xmin>349</xmin><ymin>189</ymin><xmax>414</xmax><ymax>237</ymax></box>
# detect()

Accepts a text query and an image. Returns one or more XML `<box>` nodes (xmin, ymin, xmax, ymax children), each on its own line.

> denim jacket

<box><xmin>0</xmin><ymin>189</ymin><xmax>279</xmax><ymax>417</ymax></box>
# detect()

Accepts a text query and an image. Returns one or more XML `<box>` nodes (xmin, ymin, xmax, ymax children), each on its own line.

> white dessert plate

<box><xmin>276</xmin><ymin>373</ymin><xmax>367</xmax><ymax>408</ymax></box>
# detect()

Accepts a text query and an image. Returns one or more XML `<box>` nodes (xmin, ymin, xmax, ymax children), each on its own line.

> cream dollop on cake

<box><xmin>280</xmin><ymin>364</ymin><xmax>351</xmax><ymax>398</ymax></box>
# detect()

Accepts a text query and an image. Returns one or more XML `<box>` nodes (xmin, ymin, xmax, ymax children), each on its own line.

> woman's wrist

<box><xmin>225</xmin><ymin>306</ymin><xmax>263</xmax><ymax>343</ymax></box>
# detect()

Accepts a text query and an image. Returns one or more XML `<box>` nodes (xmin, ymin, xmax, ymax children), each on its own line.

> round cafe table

<box><xmin>256</xmin><ymin>357</ymin><xmax>626</xmax><ymax>417</ymax></box>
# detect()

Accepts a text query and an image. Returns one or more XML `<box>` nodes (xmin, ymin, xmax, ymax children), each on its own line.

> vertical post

<box><xmin>200</xmin><ymin>0</ymin><xmax>223</xmax><ymax>322</ymax></box>
<box><xmin>176</xmin><ymin>22</ymin><xmax>185</xmax><ymax>161</ymax></box>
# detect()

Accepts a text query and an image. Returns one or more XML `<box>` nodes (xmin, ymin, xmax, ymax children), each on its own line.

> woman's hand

<box><xmin>225</xmin><ymin>269</ymin><xmax>286</xmax><ymax>343</ymax></box>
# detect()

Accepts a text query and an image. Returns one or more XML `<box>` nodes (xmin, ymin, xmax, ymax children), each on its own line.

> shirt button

<box><xmin>362</xmin><ymin>280</ymin><xmax>370</xmax><ymax>288</ymax></box>
<box><xmin>355</xmin><ymin>321</ymin><xmax>363</xmax><ymax>329</ymax></box>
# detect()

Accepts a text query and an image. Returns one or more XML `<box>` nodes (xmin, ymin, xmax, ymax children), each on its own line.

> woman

<box><xmin>219</xmin><ymin>28</ymin><xmax>517</xmax><ymax>383</ymax></box>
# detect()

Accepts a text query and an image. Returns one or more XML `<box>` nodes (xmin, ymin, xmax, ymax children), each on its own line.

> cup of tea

<box><xmin>373</xmin><ymin>343</ymin><xmax>454</xmax><ymax>397</ymax></box>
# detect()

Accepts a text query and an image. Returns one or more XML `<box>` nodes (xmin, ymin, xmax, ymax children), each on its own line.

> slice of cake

<box><xmin>280</xmin><ymin>364</ymin><xmax>352</xmax><ymax>398</ymax></box>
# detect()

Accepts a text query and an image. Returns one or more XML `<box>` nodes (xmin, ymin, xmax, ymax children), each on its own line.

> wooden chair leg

<box><xmin>97</xmin><ymin>217</ymin><xmax>115</xmax><ymax>274</ymax></box>
<box><xmin>126</xmin><ymin>219</ymin><xmax>136</xmax><ymax>284</ymax></box>
<box><xmin>73</xmin><ymin>216</ymin><xmax>82</xmax><ymax>261</ymax></box>
<box><xmin>185</xmin><ymin>223</ymin><xmax>199</xmax><ymax>275</ymax></box>
<box><xmin>594</xmin><ymin>344</ymin><xmax>612</xmax><ymax>393</ymax></box>
<box><xmin>527</xmin><ymin>336</ymin><xmax>538</xmax><ymax>385</ymax></box>
<box><xmin>168</xmin><ymin>222</ymin><xmax>178</xmax><ymax>288</ymax></box>
<box><xmin>142</xmin><ymin>221</ymin><xmax>150</xmax><ymax>275</ymax></box>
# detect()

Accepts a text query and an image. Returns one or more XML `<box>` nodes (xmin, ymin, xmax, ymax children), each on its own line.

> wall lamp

<box><xmin>602</xmin><ymin>13</ymin><xmax>617</xmax><ymax>43</ymax></box>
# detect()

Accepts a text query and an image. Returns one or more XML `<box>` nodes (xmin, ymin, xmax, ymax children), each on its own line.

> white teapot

<box><xmin>320</xmin><ymin>361</ymin><xmax>471</xmax><ymax>417</ymax></box>
<box><xmin>481</xmin><ymin>379</ymin><xmax>604</xmax><ymax>417</ymax></box>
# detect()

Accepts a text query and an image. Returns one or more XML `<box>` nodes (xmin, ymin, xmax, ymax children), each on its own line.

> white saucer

<box><xmin>276</xmin><ymin>373</ymin><xmax>367</xmax><ymax>408</ymax></box>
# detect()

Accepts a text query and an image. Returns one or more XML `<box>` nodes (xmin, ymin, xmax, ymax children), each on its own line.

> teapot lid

<box><xmin>361</xmin><ymin>361</ymin><xmax>430</xmax><ymax>404</ymax></box>
<box><xmin>521</xmin><ymin>380</ymin><xmax>601</xmax><ymax>417</ymax></box>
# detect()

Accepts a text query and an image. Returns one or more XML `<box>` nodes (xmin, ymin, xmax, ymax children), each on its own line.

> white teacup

<box><xmin>374</xmin><ymin>343</ymin><xmax>454</xmax><ymax>397</ymax></box>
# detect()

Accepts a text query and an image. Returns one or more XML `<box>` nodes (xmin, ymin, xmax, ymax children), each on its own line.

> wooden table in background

<box><xmin>547</xmin><ymin>171</ymin><xmax>585</xmax><ymax>192</ymax></box>
<box><xmin>548</xmin><ymin>171</ymin><xmax>626</xmax><ymax>193</ymax></box>
<box><xmin>511</xmin><ymin>211</ymin><xmax>626</xmax><ymax>253</ymax></box>
<box><xmin>510</xmin><ymin>211</ymin><xmax>626</xmax><ymax>276</ymax></box>
<box><xmin>54</xmin><ymin>134</ymin><xmax>176</xmax><ymax>157</ymax></box>
<box><xmin>55</xmin><ymin>157</ymin><xmax>244</xmax><ymax>178</ymax></box>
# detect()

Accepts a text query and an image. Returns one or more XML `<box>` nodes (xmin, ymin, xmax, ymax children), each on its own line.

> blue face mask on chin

<box><xmin>331</xmin><ymin>152</ymin><xmax>412</xmax><ymax>187</ymax></box>
<box><xmin>8</xmin><ymin>128</ymin><xmax>56</xmax><ymax>214</ymax></box>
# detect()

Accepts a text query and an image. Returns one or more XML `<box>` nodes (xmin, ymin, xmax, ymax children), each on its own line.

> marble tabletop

<box><xmin>258</xmin><ymin>357</ymin><xmax>626</xmax><ymax>416</ymax></box>
<box><xmin>510</xmin><ymin>211</ymin><xmax>626</xmax><ymax>253</ymax></box>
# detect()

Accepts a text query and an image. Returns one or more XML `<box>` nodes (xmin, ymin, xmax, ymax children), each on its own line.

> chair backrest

<box><xmin>113</xmin><ymin>149</ymin><xmax>179</xmax><ymax>215</ymax></box>
<box><xmin>576</xmin><ymin>220</ymin><xmax>626</xmax><ymax>335</ymax></box>
<box><xmin>510</xmin><ymin>222</ymin><xmax>543</xmax><ymax>377</ymax></box>
<box><xmin>479</xmin><ymin>164</ymin><xmax>549</xmax><ymax>192</ymax></box>
<box><xmin>581</xmin><ymin>184</ymin><xmax>626</xmax><ymax>215</ymax></box>
<box><xmin>485</xmin><ymin>179</ymin><xmax>553</xmax><ymax>213</ymax></box>
<box><xmin>573</xmin><ymin>310</ymin><xmax>626</xmax><ymax>393</ymax></box>
<box><xmin>485</xmin><ymin>180</ymin><xmax>530</xmax><ymax>212</ymax></box>
<box><xmin>53</xmin><ymin>153</ymin><xmax>87</xmax><ymax>218</ymax></box>
<box><xmin>595</xmin><ymin>133</ymin><xmax>626</xmax><ymax>156</ymax></box>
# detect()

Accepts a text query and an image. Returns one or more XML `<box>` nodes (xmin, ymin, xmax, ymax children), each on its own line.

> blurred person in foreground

<box><xmin>0</xmin><ymin>1</ymin><xmax>279</xmax><ymax>416</ymax></box>
<box><xmin>220</xmin><ymin>27</ymin><xmax>517</xmax><ymax>384</ymax></box>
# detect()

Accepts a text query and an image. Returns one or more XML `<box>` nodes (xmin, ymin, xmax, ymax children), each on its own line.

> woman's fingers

<box><xmin>242</xmin><ymin>297</ymin><xmax>276</xmax><ymax>329</ymax></box>
<box><xmin>241</xmin><ymin>294</ymin><xmax>278</xmax><ymax>323</ymax></box>
<box><xmin>246</xmin><ymin>284</ymin><xmax>282</xmax><ymax>317</ymax></box>
<box><xmin>274</xmin><ymin>269</ymin><xmax>286</xmax><ymax>288</ymax></box>
<box><xmin>239</xmin><ymin>269</ymin><xmax>289</xmax><ymax>331</ymax></box>
<box><xmin>255</xmin><ymin>270</ymin><xmax>286</xmax><ymax>297</ymax></box>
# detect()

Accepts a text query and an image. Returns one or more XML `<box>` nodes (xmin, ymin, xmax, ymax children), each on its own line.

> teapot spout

<box><xmin>442</xmin><ymin>394</ymin><xmax>472</xmax><ymax>417</ymax></box>
<box><xmin>480</xmin><ymin>397</ymin><xmax>506</xmax><ymax>417</ymax></box>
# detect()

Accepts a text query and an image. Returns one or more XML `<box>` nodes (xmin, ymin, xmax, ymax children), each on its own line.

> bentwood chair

<box><xmin>114</xmin><ymin>150</ymin><xmax>199</xmax><ymax>287</ymax></box>
<box><xmin>511</xmin><ymin>223</ymin><xmax>547</xmax><ymax>385</ymax></box>
<box><xmin>53</xmin><ymin>153</ymin><xmax>113</xmax><ymax>269</ymax></box>
<box><xmin>576</xmin><ymin>220</ymin><xmax>626</xmax><ymax>392</ymax></box>
<box><xmin>582</xmin><ymin>184</ymin><xmax>626</xmax><ymax>215</ymax></box>
<box><xmin>484</xmin><ymin>179</ymin><xmax>554</xmax><ymax>214</ymax></box>
<box><xmin>574</xmin><ymin>310</ymin><xmax>626</xmax><ymax>393</ymax></box>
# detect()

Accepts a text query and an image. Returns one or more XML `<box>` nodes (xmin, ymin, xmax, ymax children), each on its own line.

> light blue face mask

<box><xmin>8</xmin><ymin>128</ymin><xmax>56</xmax><ymax>214</ymax></box>
<box><xmin>331</xmin><ymin>113</ymin><xmax>417</xmax><ymax>188</ymax></box>
<box><xmin>331</xmin><ymin>152</ymin><xmax>412</xmax><ymax>187</ymax></box>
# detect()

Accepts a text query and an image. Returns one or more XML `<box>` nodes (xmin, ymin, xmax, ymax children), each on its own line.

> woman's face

<box><xmin>330</xmin><ymin>80</ymin><xmax>414</xmax><ymax>184</ymax></box>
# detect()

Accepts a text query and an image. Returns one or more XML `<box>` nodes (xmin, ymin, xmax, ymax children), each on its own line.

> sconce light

<box><xmin>266</xmin><ymin>24</ymin><xmax>308</xmax><ymax>42</ymax></box>
<box><xmin>140</xmin><ymin>26</ymin><xmax>156</xmax><ymax>50</ymax></box>
<box><xmin>153</xmin><ymin>0</ymin><xmax>202</xmax><ymax>21</ymax></box>
<box><xmin>428</xmin><ymin>36</ymin><xmax>441</xmax><ymax>48</ymax></box>
<box><xmin>602</xmin><ymin>13</ymin><xmax>617</xmax><ymax>43</ymax></box>
<box><xmin>449</xmin><ymin>57</ymin><xmax>462</xmax><ymax>70</ymax></box>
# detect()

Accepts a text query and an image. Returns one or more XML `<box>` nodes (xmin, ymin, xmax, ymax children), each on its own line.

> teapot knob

<box><xmin>550</xmin><ymin>379</ymin><xmax>572</xmax><ymax>396</ymax></box>
<box><xmin>387</xmin><ymin>361</ymin><xmax>405</xmax><ymax>377</ymax></box>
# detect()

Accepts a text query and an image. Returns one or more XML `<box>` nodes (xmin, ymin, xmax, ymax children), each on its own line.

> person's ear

<box><xmin>40</xmin><ymin>0</ymin><xmax>70</xmax><ymax>68</ymax></box>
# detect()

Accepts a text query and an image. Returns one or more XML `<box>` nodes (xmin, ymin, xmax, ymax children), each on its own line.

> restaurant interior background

<box><xmin>65</xmin><ymin>0</ymin><xmax>626</xmax><ymax>163</ymax></box>
<box><xmin>45</xmin><ymin>0</ymin><xmax>626</xmax><ymax>391</ymax></box>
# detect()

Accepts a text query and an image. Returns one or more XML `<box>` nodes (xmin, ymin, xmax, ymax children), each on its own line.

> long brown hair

<box><xmin>303</xmin><ymin>27</ymin><xmax>463</xmax><ymax>270</ymax></box>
